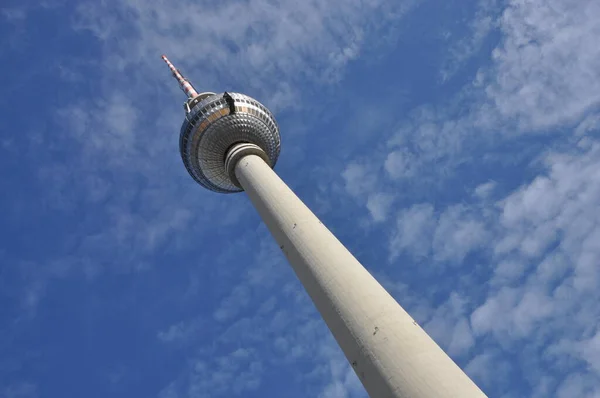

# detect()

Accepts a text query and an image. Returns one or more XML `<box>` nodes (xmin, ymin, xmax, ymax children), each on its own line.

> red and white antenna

<box><xmin>162</xmin><ymin>55</ymin><xmax>199</xmax><ymax>99</ymax></box>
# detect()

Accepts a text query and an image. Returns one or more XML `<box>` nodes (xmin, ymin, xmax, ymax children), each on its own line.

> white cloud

<box><xmin>578</xmin><ymin>332</ymin><xmax>600</xmax><ymax>374</ymax></box>
<box><xmin>447</xmin><ymin>319</ymin><xmax>476</xmax><ymax>357</ymax></box>
<box><xmin>74</xmin><ymin>0</ymin><xmax>417</xmax><ymax>109</ymax></box>
<box><xmin>556</xmin><ymin>373</ymin><xmax>600</xmax><ymax>398</ymax></box>
<box><xmin>483</xmin><ymin>0</ymin><xmax>600</xmax><ymax>130</ymax></box>
<box><xmin>213</xmin><ymin>285</ymin><xmax>251</xmax><ymax>322</ymax></box>
<box><xmin>440</xmin><ymin>0</ymin><xmax>500</xmax><ymax>81</ymax></box>
<box><xmin>473</xmin><ymin>181</ymin><xmax>496</xmax><ymax>199</ymax></box>
<box><xmin>365</xmin><ymin>193</ymin><xmax>394</xmax><ymax>222</ymax></box>
<box><xmin>492</xmin><ymin>259</ymin><xmax>525</xmax><ymax>282</ymax></box>
<box><xmin>470</xmin><ymin>287</ymin><xmax>518</xmax><ymax>336</ymax></box>
<box><xmin>389</xmin><ymin>203</ymin><xmax>435</xmax><ymax>261</ymax></box>
<box><xmin>464</xmin><ymin>352</ymin><xmax>510</xmax><ymax>388</ymax></box>
<box><xmin>341</xmin><ymin>162</ymin><xmax>378</xmax><ymax>198</ymax></box>
<box><xmin>432</xmin><ymin>205</ymin><xmax>488</xmax><ymax>264</ymax></box>
<box><xmin>424</xmin><ymin>293</ymin><xmax>475</xmax><ymax>357</ymax></box>
<box><xmin>384</xmin><ymin>149</ymin><xmax>416</xmax><ymax>180</ymax></box>
<box><xmin>104</xmin><ymin>94</ymin><xmax>139</xmax><ymax>141</ymax></box>
<box><xmin>160</xmin><ymin>348</ymin><xmax>263</xmax><ymax>398</ymax></box>
<box><xmin>157</xmin><ymin>319</ymin><xmax>202</xmax><ymax>344</ymax></box>
<box><xmin>500</xmin><ymin>176</ymin><xmax>561</xmax><ymax>228</ymax></box>
<box><xmin>389</xmin><ymin>204</ymin><xmax>488</xmax><ymax>264</ymax></box>
<box><xmin>467</xmin><ymin>139</ymin><xmax>600</xmax><ymax>392</ymax></box>
<box><xmin>58</xmin><ymin>93</ymin><xmax>141</xmax><ymax>159</ymax></box>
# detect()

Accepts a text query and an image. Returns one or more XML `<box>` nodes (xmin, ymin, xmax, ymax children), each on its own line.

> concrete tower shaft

<box><xmin>162</xmin><ymin>55</ymin><xmax>487</xmax><ymax>398</ymax></box>
<box><xmin>231</xmin><ymin>151</ymin><xmax>488</xmax><ymax>398</ymax></box>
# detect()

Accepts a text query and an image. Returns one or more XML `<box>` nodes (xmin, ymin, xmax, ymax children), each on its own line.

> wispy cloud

<box><xmin>440</xmin><ymin>0</ymin><xmax>501</xmax><ymax>81</ymax></box>
<box><xmin>389</xmin><ymin>204</ymin><xmax>488</xmax><ymax>264</ymax></box>
<box><xmin>482</xmin><ymin>0</ymin><xmax>600</xmax><ymax>130</ymax></box>
<box><xmin>73</xmin><ymin>0</ymin><xmax>417</xmax><ymax>110</ymax></box>
<box><xmin>365</xmin><ymin>193</ymin><xmax>395</xmax><ymax>222</ymax></box>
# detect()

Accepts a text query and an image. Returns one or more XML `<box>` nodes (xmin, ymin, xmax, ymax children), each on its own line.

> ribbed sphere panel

<box><xmin>179</xmin><ymin>92</ymin><xmax>280</xmax><ymax>193</ymax></box>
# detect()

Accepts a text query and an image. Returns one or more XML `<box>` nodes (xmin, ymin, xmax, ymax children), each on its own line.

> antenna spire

<box><xmin>161</xmin><ymin>55</ymin><xmax>199</xmax><ymax>99</ymax></box>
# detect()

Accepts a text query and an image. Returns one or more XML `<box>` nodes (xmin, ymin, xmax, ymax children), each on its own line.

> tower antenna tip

<box><xmin>161</xmin><ymin>54</ymin><xmax>199</xmax><ymax>99</ymax></box>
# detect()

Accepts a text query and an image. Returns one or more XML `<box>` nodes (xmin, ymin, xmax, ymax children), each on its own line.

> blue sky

<box><xmin>1</xmin><ymin>0</ymin><xmax>600</xmax><ymax>397</ymax></box>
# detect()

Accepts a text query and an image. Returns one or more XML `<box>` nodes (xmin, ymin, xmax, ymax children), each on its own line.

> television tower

<box><xmin>162</xmin><ymin>55</ymin><xmax>487</xmax><ymax>398</ymax></box>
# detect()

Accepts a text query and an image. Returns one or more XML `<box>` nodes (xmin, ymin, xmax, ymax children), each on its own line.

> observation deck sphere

<box><xmin>179</xmin><ymin>92</ymin><xmax>281</xmax><ymax>193</ymax></box>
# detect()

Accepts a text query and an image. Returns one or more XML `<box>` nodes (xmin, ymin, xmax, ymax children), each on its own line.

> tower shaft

<box><xmin>233</xmin><ymin>153</ymin><xmax>487</xmax><ymax>398</ymax></box>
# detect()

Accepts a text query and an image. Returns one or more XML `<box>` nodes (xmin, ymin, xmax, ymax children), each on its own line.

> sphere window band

<box><xmin>179</xmin><ymin>92</ymin><xmax>281</xmax><ymax>193</ymax></box>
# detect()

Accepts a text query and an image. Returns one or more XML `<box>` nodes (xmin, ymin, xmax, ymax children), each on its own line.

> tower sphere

<box><xmin>179</xmin><ymin>91</ymin><xmax>281</xmax><ymax>193</ymax></box>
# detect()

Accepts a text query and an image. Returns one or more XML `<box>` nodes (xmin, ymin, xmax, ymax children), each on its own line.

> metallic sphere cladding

<box><xmin>179</xmin><ymin>92</ymin><xmax>281</xmax><ymax>193</ymax></box>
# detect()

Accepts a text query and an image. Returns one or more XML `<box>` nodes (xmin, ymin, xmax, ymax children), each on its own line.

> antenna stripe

<box><xmin>161</xmin><ymin>55</ymin><xmax>199</xmax><ymax>99</ymax></box>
